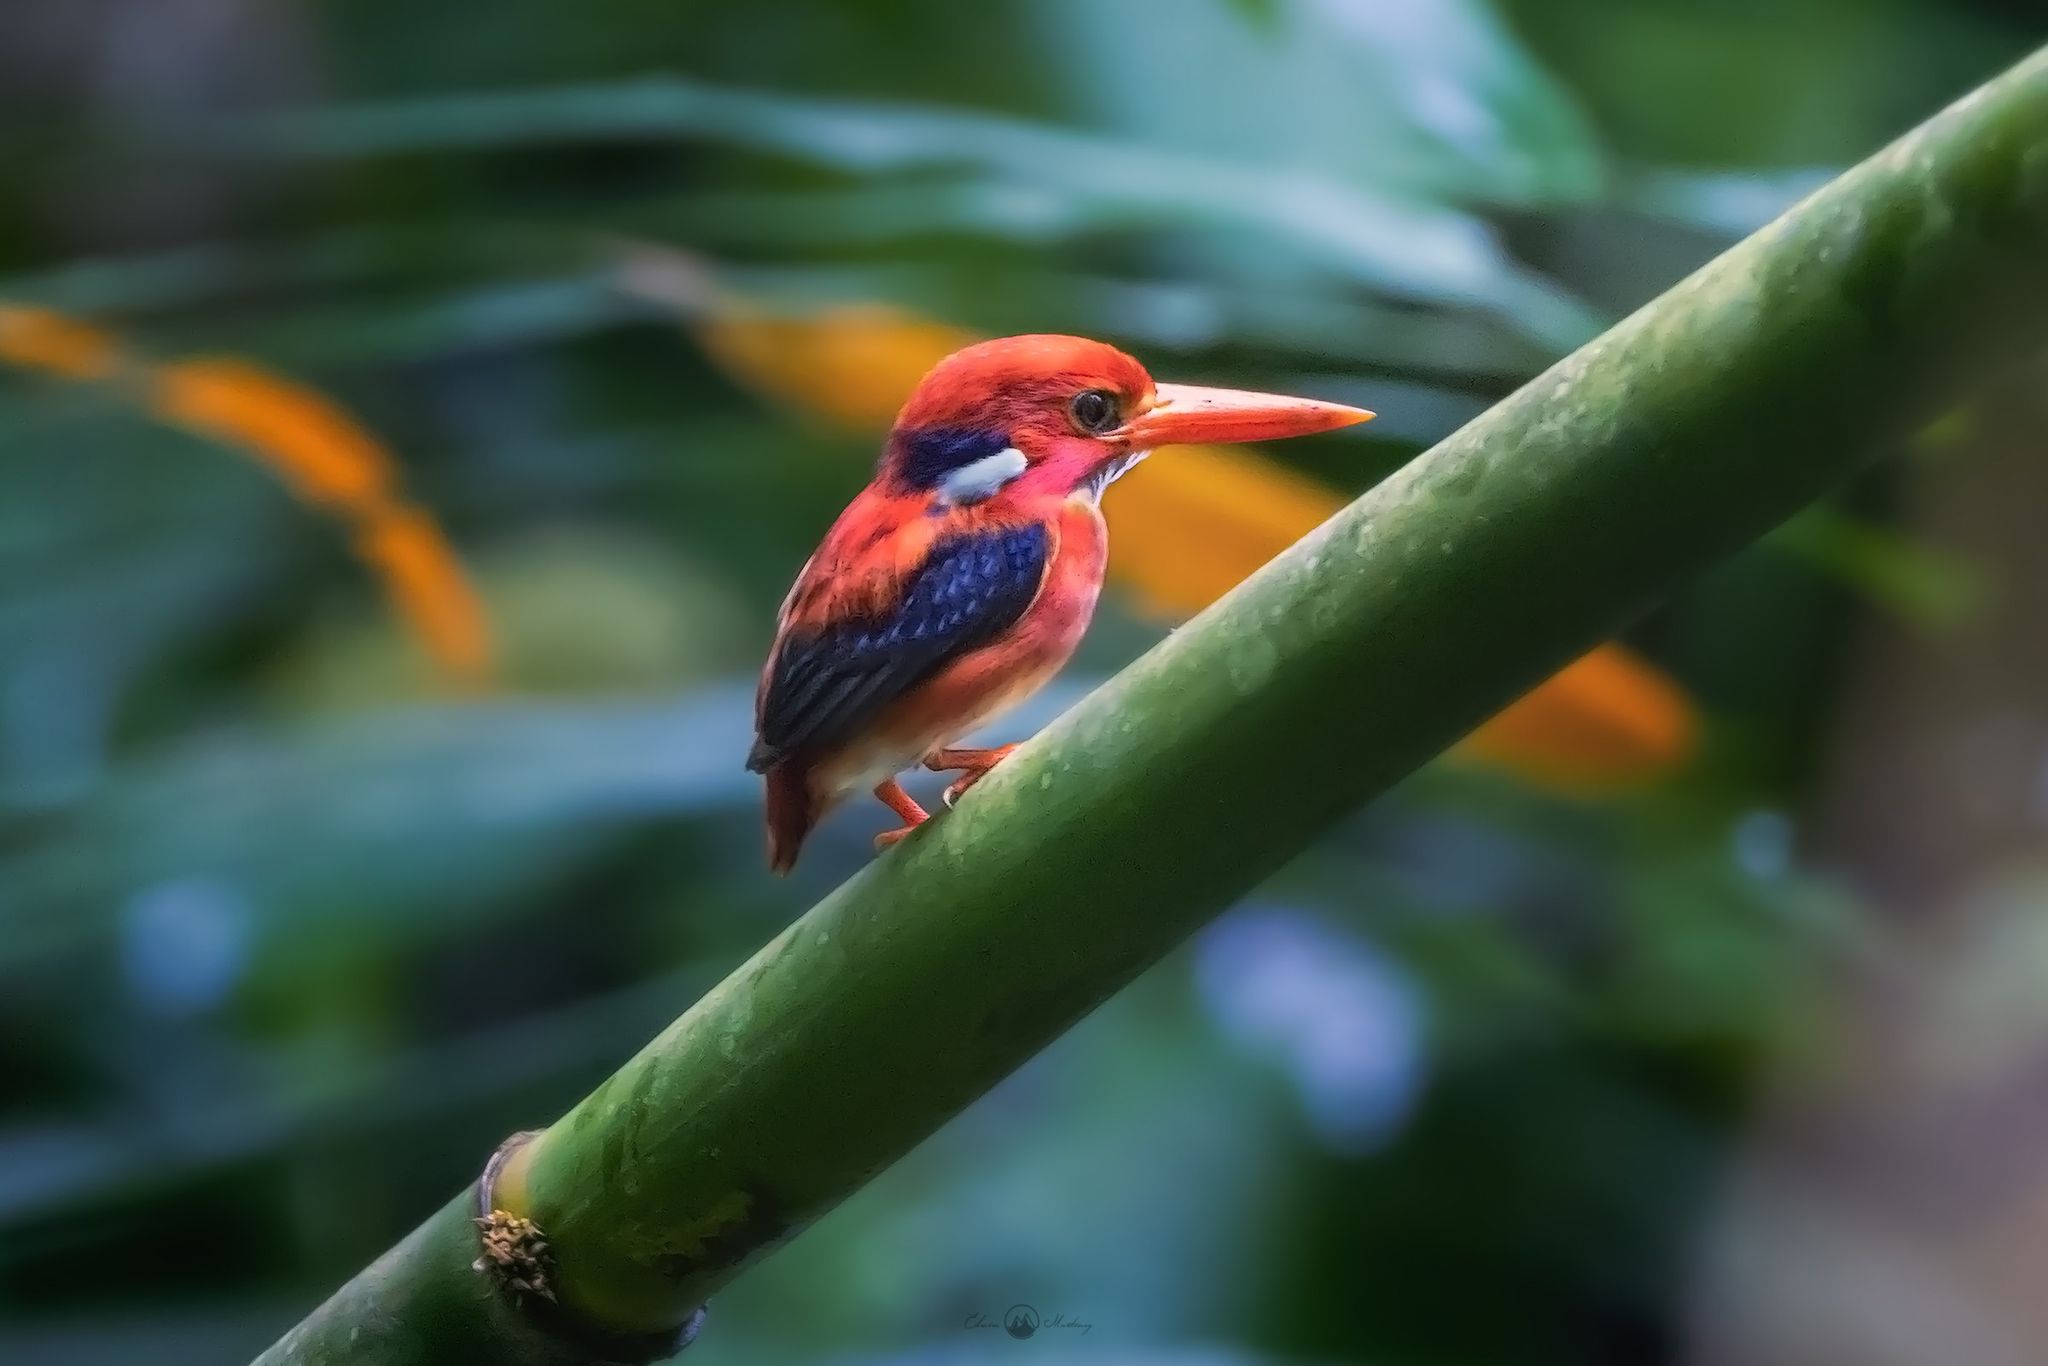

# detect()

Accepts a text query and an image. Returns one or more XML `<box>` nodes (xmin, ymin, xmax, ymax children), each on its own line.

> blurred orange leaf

<box><xmin>699</xmin><ymin>304</ymin><xmax>980</xmax><ymax>431</ymax></box>
<box><xmin>352</xmin><ymin>505</ymin><xmax>494</xmax><ymax>682</ymax></box>
<box><xmin>0</xmin><ymin>304</ymin><xmax>121</xmax><ymax>380</ymax></box>
<box><xmin>1457</xmin><ymin>645</ymin><xmax>1697</xmax><ymax>792</ymax></box>
<box><xmin>1103</xmin><ymin>442</ymin><xmax>1345</xmax><ymax>618</ymax></box>
<box><xmin>636</xmin><ymin>254</ymin><xmax>1698</xmax><ymax>792</ymax></box>
<box><xmin>0</xmin><ymin>305</ymin><xmax>491</xmax><ymax>684</ymax></box>
<box><xmin>152</xmin><ymin>358</ymin><xmax>396</xmax><ymax>509</ymax></box>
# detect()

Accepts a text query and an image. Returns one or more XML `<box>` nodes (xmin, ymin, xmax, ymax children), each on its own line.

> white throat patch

<box><xmin>1076</xmin><ymin>449</ymin><xmax>1150</xmax><ymax>504</ymax></box>
<box><xmin>938</xmin><ymin>447</ymin><xmax>1029</xmax><ymax>505</ymax></box>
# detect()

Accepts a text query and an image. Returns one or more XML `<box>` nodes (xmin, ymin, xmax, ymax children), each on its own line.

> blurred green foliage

<box><xmin>0</xmin><ymin>1</ymin><xmax>2039</xmax><ymax>1363</ymax></box>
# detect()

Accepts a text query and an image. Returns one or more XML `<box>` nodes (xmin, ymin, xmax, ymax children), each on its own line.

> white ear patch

<box><xmin>938</xmin><ymin>447</ymin><xmax>1029</xmax><ymax>505</ymax></box>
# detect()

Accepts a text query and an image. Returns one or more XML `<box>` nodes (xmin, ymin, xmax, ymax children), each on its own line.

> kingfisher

<box><xmin>747</xmin><ymin>334</ymin><xmax>1372</xmax><ymax>872</ymax></box>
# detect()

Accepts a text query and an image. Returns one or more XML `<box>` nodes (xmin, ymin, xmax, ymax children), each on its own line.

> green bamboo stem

<box><xmin>257</xmin><ymin>48</ymin><xmax>2048</xmax><ymax>1365</ymax></box>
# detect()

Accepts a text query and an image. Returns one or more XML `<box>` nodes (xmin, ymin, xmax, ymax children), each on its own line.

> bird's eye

<box><xmin>1067</xmin><ymin>389</ymin><xmax>1120</xmax><ymax>434</ymax></box>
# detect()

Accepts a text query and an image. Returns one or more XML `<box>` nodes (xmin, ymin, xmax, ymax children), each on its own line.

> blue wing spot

<box><xmin>751</xmin><ymin>524</ymin><xmax>1051</xmax><ymax>768</ymax></box>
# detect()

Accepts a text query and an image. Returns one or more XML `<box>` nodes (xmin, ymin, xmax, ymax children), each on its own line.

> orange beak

<box><xmin>1117</xmin><ymin>382</ymin><xmax>1374</xmax><ymax>447</ymax></box>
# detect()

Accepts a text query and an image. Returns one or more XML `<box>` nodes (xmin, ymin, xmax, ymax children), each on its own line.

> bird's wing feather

<box><xmin>749</xmin><ymin>521</ymin><xmax>1050</xmax><ymax>771</ymax></box>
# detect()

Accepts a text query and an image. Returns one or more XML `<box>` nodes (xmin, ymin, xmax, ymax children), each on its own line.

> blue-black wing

<box><xmin>747</xmin><ymin>523</ymin><xmax>1050</xmax><ymax>772</ymax></box>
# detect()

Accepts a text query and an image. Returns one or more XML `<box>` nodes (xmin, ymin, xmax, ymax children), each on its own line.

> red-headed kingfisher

<box><xmin>748</xmin><ymin>334</ymin><xmax>1373</xmax><ymax>871</ymax></box>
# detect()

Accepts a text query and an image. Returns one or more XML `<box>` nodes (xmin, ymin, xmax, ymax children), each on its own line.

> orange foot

<box><xmin>871</xmin><ymin>776</ymin><xmax>929</xmax><ymax>851</ymax></box>
<box><xmin>924</xmin><ymin>744</ymin><xmax>1020</xmax><ymax>807</ymax></box>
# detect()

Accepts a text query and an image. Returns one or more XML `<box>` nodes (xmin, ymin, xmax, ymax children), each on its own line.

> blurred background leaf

<box><xmin>0</xmin><ymin>304</ymin><xmax>492</xmax><ymax>683</ymax></box>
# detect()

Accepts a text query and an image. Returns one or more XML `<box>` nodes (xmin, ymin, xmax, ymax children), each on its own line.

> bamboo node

<box><xmin>470</xmin><ymin>1128</ymin><xmax>710</xmax><ymax>1359</ymax></box>
<box><xmin>472</xmin><ymin>1208</ymin><xmax>556</xmax><ymax>1302</ymax></box>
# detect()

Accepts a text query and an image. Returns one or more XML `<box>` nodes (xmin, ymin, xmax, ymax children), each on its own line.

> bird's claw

<box><xmin>925</xmin><ymin>744</ymin><xmax>1018</xmax><ymax>810</ymax></box>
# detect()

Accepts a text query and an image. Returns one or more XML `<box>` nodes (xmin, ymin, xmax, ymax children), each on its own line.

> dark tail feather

<box><xmin>763</xmin><ymin>764</ymin><xmax>815</xmax><ymax>875</ymax></box>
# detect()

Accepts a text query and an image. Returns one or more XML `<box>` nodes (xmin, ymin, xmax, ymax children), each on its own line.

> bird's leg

<box><xmin>924</xmin><ymin>744</ymin><xmax>1020</xmax><ymax>807</ymax></box>
<box><xmin>871</xmin><ymin>777</ymin><xmax>930</xmax><ymax>850</ymax></box>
